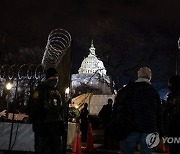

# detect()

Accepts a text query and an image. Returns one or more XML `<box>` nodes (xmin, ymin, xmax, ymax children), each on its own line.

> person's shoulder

<box><xmin>81</xmin><ymin>108</ymin><xmax>86</xmax><ymax>113</ymax></box>
<box><xmin>101</xmin><ymin>105</ymin><xmax>107</xmax><ymax>110</ymax></box>
<box><xmin>127</xmin><ymin>81</ymin><xmax>136</xmax><ymax>88</ymax></box>
<box><xmin>34</xmin><ymin>82</ymin><xmax>49</xmax><ymax>94</ymax></box>
<box><xmin>36</xmin><ymin>82</ymin><xmax>49</xmax><ymax>90</ymax></box>
<box><xmin>100</xmin><ymin>105</ymin><xmax>107</xmax><ymax>111</ymax></box>
<box><xmin>119</xmin><ymin>81</ymin><xmax>135</xmax><ymax>92</ymax></box>
<box><xmin>140</xmin><ymin>82</ymin><xmax>160</xmax><ymax>97</ymax></box>
<box><xmin>134</xmin><ymin>81</ymin><xmax>154</xmax><ymax>89</ymax></box>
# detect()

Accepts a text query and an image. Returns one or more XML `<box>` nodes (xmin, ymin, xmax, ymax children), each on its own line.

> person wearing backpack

<box><xmin>28</xmin><ymin>67</ymin><xmax>65</xmax><ymax>154</ymax></box>
<box><xmin>113</xmin><ymin>67</ymin><xmax>164</xmax><ymax>154</ymax></box>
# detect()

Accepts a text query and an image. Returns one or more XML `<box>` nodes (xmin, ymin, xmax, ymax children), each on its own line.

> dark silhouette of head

<box><xmin>45</xmin><ymin>67</ymin><xmax>58</xmax><ymax>79</ymax></box>
<box><xmin>107</xmin><ymin>98</ymin><xmax>113</xmax><ymax>105</ymax></box>
<box><xmin>84</xmin><ymin>103</ymin><xmax>88</xmax><ymax>108</ymax></box>
<box><xmin>168</xmin><ymin>75</ymin><xmax>180</xmax><ymax>92</ymax></box>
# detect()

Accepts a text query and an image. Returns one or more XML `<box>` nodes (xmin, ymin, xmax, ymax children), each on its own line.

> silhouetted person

<box><xmin>28</xmin><ymin>67</ymin><xmax>65</xmax><ymax>154</ymax></box>
<box><xmin>165</xmin><ymin>75</ymin><xmax>180</xmax><ymax>154</ymax></box>
<box><xmin>80</xmin><ymin>103</ymin><xmax>89</xmax><ymax>142</ymax></box>
<box><xmin>113</xmin><ymin>67</ymin><xmax>163</xmax><ymax>154</ymax></box>
<box><xmin>98</xmin><ymin>98</ymin><xmax>113</xmax><ymax>148</ymax></box>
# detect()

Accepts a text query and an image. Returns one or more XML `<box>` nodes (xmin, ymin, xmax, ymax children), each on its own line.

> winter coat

<box><xmin>28</xmin><ymin>80</ymin><xmax>64</xmax><ymax>136</ymax></box>
<box><xmin>98</xmin><ymin>104</ymin><xmax>113</xmax><ymax>127</ymax></box>
<box><xmin>164</xmin><ymin>91</ymin><xmax>180</xmax><ymax>137</ymax></box>
<box><xmin>113</xmin><ymin>81</ymin><xmax>164</xmax><ymax>136</ymax></box>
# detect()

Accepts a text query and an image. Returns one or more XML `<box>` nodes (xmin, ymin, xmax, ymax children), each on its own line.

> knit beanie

<box><xmin>45</xmin><ymin>67</ymin><xmax>58</xmax><ymax>79</ymax></box>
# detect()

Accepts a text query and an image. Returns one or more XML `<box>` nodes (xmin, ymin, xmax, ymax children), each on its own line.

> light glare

<box><xmin>6</xmin><ymin>82</ymin><xmax>13</xmax><ymax>90</ymax></box>
<box><xmin>65</xmin><ymin>87</ymin><xmax>70</xmax><ymax>95</ymax></box>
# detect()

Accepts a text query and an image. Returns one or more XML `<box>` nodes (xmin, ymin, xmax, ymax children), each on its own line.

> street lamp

<box><xmin>5</xmin><ymin>82</ymin><xmax>13</xmax><ymax>119</ymax></box>
<box><xmin>6</xmin><ymin>82</ymin><xmax>13</xmax><ymax>90</ymax></box>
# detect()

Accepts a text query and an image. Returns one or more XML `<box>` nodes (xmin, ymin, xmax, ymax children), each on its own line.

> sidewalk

<box><xmin>67</xmin><ymin>143</ymin><xmax>167</xmax><ymax>154</ymax></box>
<box><xmin>67</xmin><ymin>128</ymin><xmax>167</xmax><ymax>154</ymax></box>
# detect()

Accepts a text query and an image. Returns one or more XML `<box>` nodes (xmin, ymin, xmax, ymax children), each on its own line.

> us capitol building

<box><xmin>71</xmin><ymin>41</ymin><xmax>115</xmax><ymax>115</ymax></box>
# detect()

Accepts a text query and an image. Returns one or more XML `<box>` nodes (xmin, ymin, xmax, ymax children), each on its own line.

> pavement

<box><xmin>66</xmin><ymin>128</ymin><xmax>168</xmax><ymax>154</ymax></box>
<box><xmin>0</xmin><ymin>127</ymin><xmax>167</xmax><ymax>154</ymax></box>
<box><xmin>67</xmin><ymin>143</ymin><xmax>167</xmax><ymax>154</ymax></box>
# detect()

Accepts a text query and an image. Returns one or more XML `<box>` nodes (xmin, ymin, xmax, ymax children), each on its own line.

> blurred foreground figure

<box><xmin>113</xmin><ymin>67</ymin><xmax>163</xmax><ymax>154</ymax></box>
<box><xmin>28</xmin><ymin>67</ymin><xmax>65</xmax><ymax>154</ymax></box>
<box><xmin>165</xmin><ymin>75</ymin><xmax>180</xmax><ymax>154</ymax></box>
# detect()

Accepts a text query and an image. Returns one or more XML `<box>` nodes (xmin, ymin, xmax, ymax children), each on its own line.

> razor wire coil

<box><xmin>0</xmin><ymin>64</ymin><xmax>44</xmax><ymax>80</ymax></box>
<box><xmin>41</xmin><ymin>28</ymin><xmax>71</xmax><ymax>70</ymax></box>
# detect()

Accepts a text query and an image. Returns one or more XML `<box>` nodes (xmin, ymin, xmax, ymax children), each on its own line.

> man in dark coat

<box><xmin>98</xmin><ymin>98</ymin><xmax>113</xmax><ymax>148</ymax></box>
<box><xmin>28</xmin><ymin>67</ymin><xmax>65</xmax><ymax>154</ymax></box>
<box><xmin>113</xmin><ymin>67</ymin><xmax>163</xmax><ymax>154</ymax></box>
<box><xmin>165</xmin><ymin>75</ymin><xmax>180</xmax><ymax>154</ymax></box>
<box><xmin>98</xmin><ymin>98</ymin><xmax>113</xmax><ymax>127</ymax></box>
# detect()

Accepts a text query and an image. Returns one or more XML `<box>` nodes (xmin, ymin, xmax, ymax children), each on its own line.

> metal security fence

<box><xmin>0</xmin><ymin>28</ymin><xmax>72</xmax><ymax>112</ymax></box>
<box><xmin>0</xmin><ymin>64</ymin><xmax>44</xmax><ymax>112</ymax></box>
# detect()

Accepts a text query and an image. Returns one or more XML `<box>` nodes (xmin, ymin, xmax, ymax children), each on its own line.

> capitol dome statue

<box><xmin>78</xmin><ymin>40</ymin><xmax>107</xmax><ymax>76</ymax></box>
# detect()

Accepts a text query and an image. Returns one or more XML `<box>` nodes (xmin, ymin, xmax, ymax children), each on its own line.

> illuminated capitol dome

<box><xmin>71</xmin><ymin>40</ymin><xmax>112</xmax><ymax>96</ymax></box>
<box><xmin>78</xmin><ymin>40</ymin><xmax>107</xmax><ymax>76</ymax></box>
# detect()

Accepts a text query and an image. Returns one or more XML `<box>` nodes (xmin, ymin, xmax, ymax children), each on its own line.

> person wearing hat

<box><xmin>28</xmin><ymin>67</ymin><xmax>65</xmax><ymax>154</ymax></box>
<box><xmin>164</xmin><ymin>75</ymin><xmax>180</xmax><ymax>154</ymax></box>
<box><xmin>113</xmin><ymin>67</ymin><xmax>163</xmax><ymax>154</ymax></box>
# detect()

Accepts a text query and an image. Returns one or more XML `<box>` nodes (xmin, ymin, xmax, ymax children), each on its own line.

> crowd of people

<box><xmin>28</xmin><ymin>66</ymin><xmax>180</xmax><ymax>154</ymax></box>
<box><xmin>98</xmin><ymin>66</ymin><xmax>180</xmax><ymax>154</ymax></box>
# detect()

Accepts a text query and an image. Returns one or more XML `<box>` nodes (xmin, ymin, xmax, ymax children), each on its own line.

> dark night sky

<box><xmin>0</xmin><ymin>0</ymin><xmax>180</xmax><ymax>94</ymax></box>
